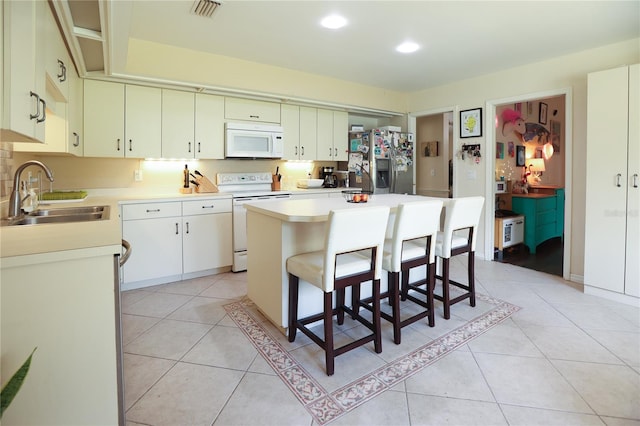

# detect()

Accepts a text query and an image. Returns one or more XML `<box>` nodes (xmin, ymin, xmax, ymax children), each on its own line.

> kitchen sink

<box><xmin>3</xmin><ymin>205</ymin><xmax>110</xmax><ymax>226</ymax></box>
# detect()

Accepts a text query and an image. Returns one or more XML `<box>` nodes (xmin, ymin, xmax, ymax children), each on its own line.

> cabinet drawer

<box><xmin>535</xmin><ymin>222</ymin><xmax>557</xmax><ymax>242</ymax></box>
<box><xmin>537</xmin><ymin>210</ymin><xmax>556</xmax><ymax>225</ymax></box>
<box><xmin>183</xmin><ymin>198</ymin><xmax>232</xmax><ymax>215</ymax></box>
<box><xmin>122</xmin><ymin>202</ymin><xmax>181</xmax><ymax>220</ymax></box>
<box><xmin>537</xmin><ymin>196</ymin><xmax>556</xmax><ymax>212</ymax></box>
<box><xmin>224</xmin><ymin>98</ymin><xmax>281</xmax><ymax>123</ymax></box>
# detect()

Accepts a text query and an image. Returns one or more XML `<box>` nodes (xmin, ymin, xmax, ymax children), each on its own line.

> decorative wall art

<box><xmin>516</xmin><ymin>145</ymin><xmax>526</xmax><ymax>167</ymax></box>
<box><xmin>550</xmin><ymin>119</ymin><xmax>561</xmax><ymax>153</ymax></box>
<box><xmin>460</xmin><ymin>108</ymin><xmax>482</xmax><ymax>138</ymax></box>
<box><xmin>421</xmin><ymin>141</ymin><xmax>439</xmax><ymax>157</ymax></box>
<box><xmin>508</xmin><ymin>141</ymin><xmax>515</xmax><ymax>157</ymax></box>
<box><xmin>496</xmin><ymin>142</ymin><xmax>504</xmax><ymax>159</ymax></box>
<box><xmin>539</xmin><ymin>102</ymin><xmax>548</xmax><ymax>125</ymax></box>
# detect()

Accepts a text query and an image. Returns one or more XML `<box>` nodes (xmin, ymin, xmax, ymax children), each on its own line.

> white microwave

<box><xmin>225</xmin><ymin>122</ymin><xmax>284</xmax><ymax>159</ymax></box>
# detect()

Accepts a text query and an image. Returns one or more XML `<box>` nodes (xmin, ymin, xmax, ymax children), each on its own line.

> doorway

<box><xmin>486</xmin><ymin>90</ymin><xmax>572</xmax><ymax>280</ymax></box>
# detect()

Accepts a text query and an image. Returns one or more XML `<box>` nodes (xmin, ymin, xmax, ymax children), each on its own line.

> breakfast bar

<box><xmin>244</xmin><ymin>194</ymin><xmax>442</xmax><ymax>332</ymax></box>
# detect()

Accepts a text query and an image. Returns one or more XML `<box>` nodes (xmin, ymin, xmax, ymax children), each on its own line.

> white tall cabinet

<box><xmin>584</xmin><ymin>64</ymin><xmax>639</xmax><ymax>301</ymax></box>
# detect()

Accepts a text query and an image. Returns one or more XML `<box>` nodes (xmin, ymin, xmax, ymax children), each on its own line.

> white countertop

<box><xmin>244</xmin><ymin>193</ymin><xmax>441</xmax><ymax>223</ymax></box>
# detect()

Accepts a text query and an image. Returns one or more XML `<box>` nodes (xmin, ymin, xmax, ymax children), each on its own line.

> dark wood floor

<box><xmin>495</xmin><ymin>237</ymin><xmax>563</xmax><ymax>277</ymax></box>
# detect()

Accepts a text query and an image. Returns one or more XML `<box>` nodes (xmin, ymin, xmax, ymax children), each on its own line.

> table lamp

<box><xmin>528</xmin><ymin>158</ymin><xmax>545</xmax><ymax>183</ymax></box>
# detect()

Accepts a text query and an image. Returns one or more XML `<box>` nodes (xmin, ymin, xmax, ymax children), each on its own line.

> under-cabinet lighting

<box><xmin>320</xmin><ymin>14</ymin><xmax>347</xmax><ymax>29</ymax></box>
<box><xmin>396</xmin><ymin>41</ymin><xmax>420</xmax><ymax>54</ymax></box>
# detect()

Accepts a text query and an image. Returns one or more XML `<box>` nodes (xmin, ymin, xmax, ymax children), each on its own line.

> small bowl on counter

<box><xmin>343</xmin><ymin>190</ymin><xmax>373</xmax><ymax>203</ymax></box>
<box><xmin>296</xmin><ymin>179</ymin><xmax>324</xmax><ymax>189</ymax></box>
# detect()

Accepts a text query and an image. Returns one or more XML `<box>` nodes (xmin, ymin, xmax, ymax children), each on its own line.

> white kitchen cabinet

<box><xmin>66</xmin><ymin>62</ymin><xmax>84</xmax><ymax>156</ymax></box>
<box><xmin>299</xmin><ymin>106</ymin><xmax>318</xmax><ymax>160</ymax></box>
<box><xmin>1</xmin><ymin>0</ymin><xmax>47</xmax><ymax>143</ymax></box>
<box><xmin>225</xmin><ymin>97</ymin><xmax>281</xmax><ymax>123</ymax></box>
<box><xmin>44</xmin><ymin>5</ymin><xmax>69</xmax><ymax>102</ymax></box>
<box><xmin>121</xmin><ymin>198</ymin><xmax>232</xmax><ymax>289</ymax></box>
<box><xmin>84</xmin><ymin>81</ymin><xmax>161</xmax><ymax>158</ymax></box>
<box><xmin>281</xmin><ymin>104</ymin><xmax>301</xmax><ymax>160</ymax></box>
<box><xmin>316</xmin><ymin>109</ymin><xmax>348</xmax><ymax>161</ymax></box>
<box><xmin>584</xmin><ymin>64</ymin><xmax>639</xmax><ymax>300</ymax></box>
<box><xmin>182</xmin><ymin>199</ymin><xmax>232</xmax><ymax>274</ymax></box>
<box><xmin>162</xmin><ymin>90</ymin><xmax>224</xmax><ymax>159</ymax></box>
<box><xmin>121</xmin><ymin>202</ymin><xmax>183</xmax><ymax>286</ymax></box>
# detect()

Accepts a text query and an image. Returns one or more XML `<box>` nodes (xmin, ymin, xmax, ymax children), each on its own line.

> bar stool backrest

<box><xmin>323</xmin><ymin>206</ymin><xmax>390</xmax><ymax>291</ymax></box>
<box><xmin>440</xmin><ymin>196</ymin><xmax>485</xmax><ymax>256</ymax></box>
<box><xmin>388</xmin><ymin>200</ymin><xmax>444</xmax><ymax>271</ymax></box>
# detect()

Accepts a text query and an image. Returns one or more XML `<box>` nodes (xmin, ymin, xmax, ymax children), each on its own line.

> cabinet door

<box><xmin>162</xmin><ymin>90</ymin><xmax>195</xmax><ymax>158</ymax></box>
<box><xmin>281</xmin><ymin>104</ymin><xmax>300</xmax><ymax>160</ymax></box>
<box><xmin>66</xmin><ymin>65</ymin><xmax>83</xmax><ymax>156</ymax></box>
<box><xmin>125</xmin><ymin>85</ymin><xmax>162</xmax><ymax>158</ymax></box>
<box><xmin>2</xmin><ymin>0</ymin><xmax>46</xmax><ymax>142</ymax></box>
<box><xmin>44</xmin><ymin>6</ymin><xmax>69</xmax><ymax>101</ymax></box>
<box><xmin>122</xmin><ymin>217</ymin><xmax>182</xmax><ymax>284</ymax></box>
<box><xmin>316</xmin><ymin>108</ymin><xmax>333</xmax><ymax>161</ymax></box>
<box><xmin>84</xmin><ymin>80</ymin><xmax>125</xmax><ymax>157</ymax></box>
<box><xmin>584</xmin><ymin>66</ymin><xmax>629</xmax><ymax>293</ymax></box>
<box><xmin>625</xmin><ymin>64</ymin><xmax>640</xmax><ymax>296</ymax></box>
<box><xmin>299</xmin><ymin>107</ymin><xmax>317</xmax><ymax>161</ymax></box>
<box><xmin>183</xmin><ymin>213</ymin><xmax>232</xmax><ymax>273</ymax></box>
<box><xmin>333</xmin><ymin>111</ymin><xmax>349</xmax><ymax>161</ymax></box>
<box><xmin>225</xmin><ymin>97</ymin><xmax>281</xmax><ymax>123</ymax></box>
<box><xmin>195</xmin><ymin>93</ymin><xmax>225</xmax><ymax>159</ymax></box>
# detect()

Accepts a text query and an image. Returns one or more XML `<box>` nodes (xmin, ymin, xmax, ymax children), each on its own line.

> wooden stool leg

<box><xmin>469</xmin><ymin>252</ymin><xmax>476</xmax><ymax>307</ymax></box>
<box><xmin>351</xmin><ymin>284</ymin><xmax>360</xmax><ymax>319</ymax></box>
<box><xmin>372</xmin><ymin>278</ymin><xmax>382</xmax><ymax>353</ymax></box>
<box><xmin>324</xmin><ymin>291</ymin><xmax>335</xmax><ymax>376</ymax></box>
<box><xmin>400</xmin><ymin>269</ymin><xmax>409</xmax><ymax>301</ymax></box>
<box><xmin>288</xmin><ymin>274</ymin><xmax>299</xmax><ymax>342</ymax></box>
<box><xmin>389</xmin><ymin>271</ymin><xmax>401</xmax><ymax>345</ymax></box>
<box><xmin>442</xmin><ymin>258</ymin><xmax>451</xmax><ymax>320</ymax></box>
<box><xmin>337</xmin><ymin>288</ymin><xmax>345</xmax><ymax>325</ymax></box>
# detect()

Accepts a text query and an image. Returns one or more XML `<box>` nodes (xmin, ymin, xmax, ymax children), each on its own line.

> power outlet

<box><xmin>134</xmin><ymin>169</ymin><xmax>143</xmax><ymax>182</ymax></box>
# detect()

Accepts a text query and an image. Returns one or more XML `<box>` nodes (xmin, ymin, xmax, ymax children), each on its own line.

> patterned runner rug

<box><xmin>225</xmin><ymin>293</ymin><xmax>519</xmax><ymax>425</ymax></box>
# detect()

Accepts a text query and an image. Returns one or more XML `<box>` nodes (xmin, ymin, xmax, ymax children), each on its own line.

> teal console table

<box><xmin>511</xmin><ymin>187</ymin><xmax>564</xmax><ymax>254</ymax></box>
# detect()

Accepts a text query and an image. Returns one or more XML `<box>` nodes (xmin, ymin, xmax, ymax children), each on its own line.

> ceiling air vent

<box><xmin>191</xmin><ymin>0</ymin><xmax>222</xmax><ymax>18</ymax></box>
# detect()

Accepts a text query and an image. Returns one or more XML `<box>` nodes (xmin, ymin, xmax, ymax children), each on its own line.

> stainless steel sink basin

<box><xmin>3</xmin><ymin>205</ymin><xmax>110</xmax><ymax>226</ymax></box>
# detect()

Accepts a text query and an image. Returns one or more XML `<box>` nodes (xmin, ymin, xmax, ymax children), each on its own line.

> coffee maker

<box><xmin>321</xmin><ymin>166</ymin><xmax>337</xmax><ymax>188</ymax></box>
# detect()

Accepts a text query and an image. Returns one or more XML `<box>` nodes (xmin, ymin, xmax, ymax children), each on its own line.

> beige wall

<box><xmin>407</xmin><ymin>38</ymin><xmax>640</xmax><ymax>281</ymax></box>
<box><xmin>416</xmin><ymin>114</ymin><xmax>449</xmax><ymax>196</ymax></box>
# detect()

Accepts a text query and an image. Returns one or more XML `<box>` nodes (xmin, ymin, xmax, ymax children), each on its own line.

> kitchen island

<box><xmin>245</xmin><ymin>194</ymin><xmax>444</xmax><ymax>332</ymax></box>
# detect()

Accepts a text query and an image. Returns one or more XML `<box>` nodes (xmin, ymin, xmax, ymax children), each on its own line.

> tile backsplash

<box><xmin>0</xmin><ymin>142</ymin><xmax>14</xmax><ymax>198</ymax></box>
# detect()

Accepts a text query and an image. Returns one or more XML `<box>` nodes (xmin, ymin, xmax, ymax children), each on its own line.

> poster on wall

<box><xmin>516</xmin><ymin>146</ymin><xmax>526</xmax><ymax>167</ymax></box>
<box><xmin>460</xmin><ymin>108</ymin><xmax>482</xmax><ymax>138</ymax></box>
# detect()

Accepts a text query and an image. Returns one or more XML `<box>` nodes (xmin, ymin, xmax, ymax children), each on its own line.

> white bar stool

<box><xmin>286</xmin><ymin>206</ymin><xmax>390</xmax><ymax>376</ymax></box>
<box><xmin>433</xmin><ymin>196</ymin><xmax>485</xmax><ymax>319</ymax></box>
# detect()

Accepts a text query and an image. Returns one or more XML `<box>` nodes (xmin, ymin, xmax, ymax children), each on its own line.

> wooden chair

<box><xmin>286</xmin><ymin>206</ymin><xmax>390</xmax><ymax>376</ymax></box>
<box><xmin>433</xmin><ymin>196</ymin><xmax>485</xmax><ymax>319</ymax></box>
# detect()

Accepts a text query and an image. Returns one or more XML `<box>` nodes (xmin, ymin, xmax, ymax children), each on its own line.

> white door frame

<box><xmin>485</xmin><ymin>88</ymin><xmax>573</xmax><ymax>280</ymax></box>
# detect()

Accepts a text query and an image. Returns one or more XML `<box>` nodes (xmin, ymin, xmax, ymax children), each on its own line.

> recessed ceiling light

<box><xmin>396</xmin><ymin>41</ymin><xmax>420</xmax><ymax>54</ymax></box>
<box><xmin>321</xmin><ymin>14</ymin><xmax>347</xmax><ymax>29</ymax></box>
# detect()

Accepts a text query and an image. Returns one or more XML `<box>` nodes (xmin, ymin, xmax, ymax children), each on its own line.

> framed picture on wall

<box><xmin>421</xmin><ymin>141</ymin><xmax>439</xmax><ymax>157</ymax></box>
<box><xmin>550</xmin><ymin>119</ymin><xmax>561</xmax><ymax>153</ymax></box>
<box><xmin>539</xmin><ymin>102</ymin><xmax>548</xmax><ymax>125</ymax></box>
<box><xmin>516</xmin><ymin>146</ymin><xmax>526</xmax><ymax>167</ymax></box>
<box><xmin>496</xmin><ymin>142</ymin><xmax>504</xmax><ymax>159</ymax></box>
<box><xmin>460</xmin><ymin>108</ymin><xmax>482</xmax><ymax>138</ymax></box>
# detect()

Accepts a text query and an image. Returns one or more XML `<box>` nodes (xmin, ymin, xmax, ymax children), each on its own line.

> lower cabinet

<box><xmin>121</xmin><ymin>198</ymin><xmax>232</xmax><ymax>290</ymax></box>
<box><xmin>511</xmin><ymin>188</ymin><xmax>564</xmax><ymax>254</ymax></box>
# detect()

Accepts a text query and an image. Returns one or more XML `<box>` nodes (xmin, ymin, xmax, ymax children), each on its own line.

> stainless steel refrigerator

<box><xmin>347</xmin><ymin>127</ymin><xmax>415</xmax><ymax>194</ymax></box>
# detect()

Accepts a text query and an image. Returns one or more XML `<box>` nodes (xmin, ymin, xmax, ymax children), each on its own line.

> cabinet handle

<box><xmin>294</xmin><ymin>146</ymin><xmax>298</xmax><ymax>156</ymax></box>
<box><xmin>201</xmin><ymin>205</ymin><xmax>215</xmax><ymax>209</ymax></box>
<box><xmin>117</xmin><ymin>138</ymin><xmax>121</xmax><ymax>151</ymax></box>
<box><xmin>188</xmin><ymin>141</ymin><xmax>191</xmax><ymax>153</ymax></box>
<box><xmin>29</xmin><ymin>91</ymin><xmax>40</xmax><ymax>120</ymax></box>
<box><xmin>73</xmin><ymin>132</ymin><xmax>80</xmax><ymax>147</ymax></box>
<box><xmin>633</xmin><ymin>173</ymin><xmax>639</xmax><ymax>188</ymax></box>
<box><xmin>301</xmin><ymin>146</ymin><xmax>304</xmax><ymax>156</ymax></box>
<box><xmin>249</xmin><ymin>115</ymin><xmax>260</xmax><ymax>119</ymax></box>
<box><xmin>335</xmin><ymin>147</ymin><xmax>338</xmax><ymax>157</ymax></box>
<box><xmin>37</xmin><ymin>98</ymin><xmax>46</xmax><ymax>123</ymax></box>
<box><xmin>145</xmin><ymin>209</ymin><xmax>161</xmax><ymax>213</ymax></box>
<box><xmin>57</xmin><ymin>60</ymin><xmax>66</xmax><ymax>82</ymax></box>
<box><xmin>185</xmin><ymin>222</ymin><xmax>190</xmax><ymax>234</ymax></box>
<box><xmin>197</xmin><ymin>142</ymin><xmax>201</xmax><ymax>153</ymax></box>
<box><xmin>616</xmin><ymin>173</ymin><xmax>622</xmax><ymax>187</ymax></box>
<box><xmin>129</xmin><ymin>139</ymin><xmax>133</xmax><ymax>151</ymax></box>
<box><xmin>329</xmin><ymin>147</ymin><xmax>332</xmax><ymax>157</ymax></box>
<box><xmin>175</xmin><ymin>223</ymin><xmax>179</xmax><ymax>235</ymax></box>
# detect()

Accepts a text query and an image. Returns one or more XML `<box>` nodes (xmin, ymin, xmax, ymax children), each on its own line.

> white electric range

<box><xmin>217</xmin><ymin>172</ymin><xmax>291</xmax><ymax>272</ymax></box>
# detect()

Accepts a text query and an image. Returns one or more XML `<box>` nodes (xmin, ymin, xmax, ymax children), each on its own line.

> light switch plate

<box><xmin>134</xmin><ymin>170</ymin><xmax>143</xmax><ymax>181</ymax></box>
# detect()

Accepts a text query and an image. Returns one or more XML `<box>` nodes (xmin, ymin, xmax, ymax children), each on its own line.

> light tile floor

<box><xmin>122</xmin><ymin>257</ymin><xmax>640</xmax><ymax>426</ymax></box>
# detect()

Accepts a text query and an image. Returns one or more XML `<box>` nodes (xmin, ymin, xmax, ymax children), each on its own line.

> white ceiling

<box><xmin>106</xmin><ymin>0</ymin><xmax>639</xmax><ymax>93</ymax></box>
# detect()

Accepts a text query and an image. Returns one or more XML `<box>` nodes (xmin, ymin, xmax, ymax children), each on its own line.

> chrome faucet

<box><xmin>8</xmin><ymin>160</ymin><xmax>54</xmax><ymax>218</ymax></box>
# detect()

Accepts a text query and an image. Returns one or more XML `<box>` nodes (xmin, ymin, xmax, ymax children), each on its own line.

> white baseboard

<box><xmin>584</xmin><ymin>285</ymin><xmax>640</xmax><ymax>307</ymax></box>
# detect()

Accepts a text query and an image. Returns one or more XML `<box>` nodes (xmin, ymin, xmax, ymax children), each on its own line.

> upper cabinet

<box><xmin>315</xmin><ymin>109</ymin><xmax>348</xmax><ymax>161</ymax></box>
<box><xmin>1</xmin><ymin>0</ymin><xmax>47</xmax><ymax>143</ymax></box>
<box><xmin>281</xmin><ymin>105</ymin><xmax>301</xmax><ymax>160</ymax></box>
<box><xmin>161</xmin><ymin>90</ymin><xmax>224</xmax><ymax>159</ymax></box>
<box><xmin>84</xmin><ymin>80</ymin><xmax>161</xmax><ymax>158</ymax></box>
<box><xmin>225</xmin><ymin>98</ymin><xmax>280</xmax><ymax>123</ymax></box>
<box><xmin>44</xmin><ymin>6</ymin><xmax>69</xmax><ymax>103</ymax></box>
